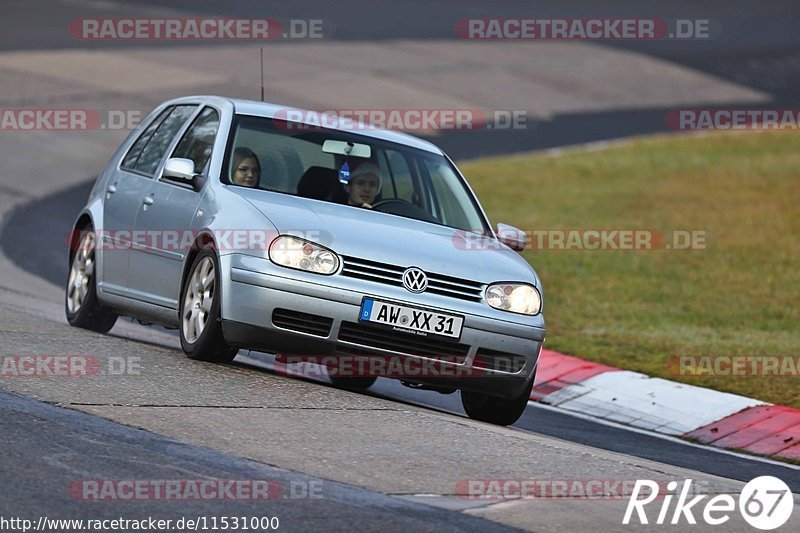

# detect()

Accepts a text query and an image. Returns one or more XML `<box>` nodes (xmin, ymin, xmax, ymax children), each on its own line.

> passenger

<box><xmin>230</xmin><ymin>147</ymin><xmax>261</xmax><ymax>188</ymax></box>
<box><xmin>345</xmin><ymin>163</ymin><xmax>382</xmax><ymax>208</ymax></box>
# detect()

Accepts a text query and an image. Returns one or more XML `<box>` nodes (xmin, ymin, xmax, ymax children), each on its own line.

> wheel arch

<box><xmin>180</xmin><ymin>230</ymin><xmax>219</xmax><ymax>301</ymax></box>
<box><xmin>68</xmin><ymin>212</ymin><xmax>94</xmax><ymax>264</ymax></box>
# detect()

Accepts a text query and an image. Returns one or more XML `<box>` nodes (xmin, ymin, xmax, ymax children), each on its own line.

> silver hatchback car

<box><xmin>65</xmin><ymin>96</ymin><xmax>545</xmax><ymax>425</ymax></box>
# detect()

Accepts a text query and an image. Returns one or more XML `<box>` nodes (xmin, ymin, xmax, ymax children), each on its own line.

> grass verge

<box><xmin>460</xmin><ymin>131</ymin><xmax>800</xmax><ymax>408</ymax></box>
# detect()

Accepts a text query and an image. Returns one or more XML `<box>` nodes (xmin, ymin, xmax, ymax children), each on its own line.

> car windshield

<box><xmin>225</xmin><ymin>114</ymin><xmax>488</xmax><ymax>232</ymax></box>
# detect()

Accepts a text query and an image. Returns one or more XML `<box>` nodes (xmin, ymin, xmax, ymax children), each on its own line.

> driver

<box><xmin>345</xmin><ymin>162</ymin><xmax>382</xmax><ymax>209</ymax></box>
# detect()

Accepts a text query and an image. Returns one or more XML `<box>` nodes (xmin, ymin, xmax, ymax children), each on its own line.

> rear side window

<box><xmin>171</xmin><ymin>107</ymin><xmax>220</xmax><ymax>175</ymax></box>
<box><xmin>120</xmin><ymin>106</ymin><xmax>173</xmax><ymax>171</ymax></box>
<box><xmin>121</xmin><ymin>105</ymin><xmax>197</xmax><ymax>176</ymax></box>
<box><xmin>133</xmin><ymin>105</ymin><xmax>197</xmax><ymax>176</ymax></box>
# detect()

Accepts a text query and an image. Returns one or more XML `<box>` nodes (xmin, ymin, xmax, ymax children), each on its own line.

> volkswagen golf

<box><xmin>65</xmin><ymin>96</ymin><xmax>545</xmax><ymax>425</ymax></box>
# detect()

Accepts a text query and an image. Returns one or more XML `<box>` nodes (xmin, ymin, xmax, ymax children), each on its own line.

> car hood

<box><xmin>232</xmin><ymin>189</ymin><xmax>538</xmax><ymax>286</ymax></box>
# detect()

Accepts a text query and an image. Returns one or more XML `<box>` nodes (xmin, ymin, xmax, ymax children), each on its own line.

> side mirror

<box><xmin>496</xmin><ymin>223</ymin><xmax>527</xmax><ymax>252</ymax></box>
<box><xmin>163</xmin><ymin>158</ymin><xmax>197</xmax><ymax>182</ymax></box>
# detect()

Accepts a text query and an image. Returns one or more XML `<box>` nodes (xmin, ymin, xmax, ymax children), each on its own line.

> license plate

<box><xmin>359</xmin><ymin>298</ymin><xmax>464</xmax><ymax>339</ymax></box>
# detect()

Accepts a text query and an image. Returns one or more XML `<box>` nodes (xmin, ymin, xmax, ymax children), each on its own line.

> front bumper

<box><xmin>220</xmin><ymin>254</ymin><xmax>545</xmax><ymax>399</ymax></box>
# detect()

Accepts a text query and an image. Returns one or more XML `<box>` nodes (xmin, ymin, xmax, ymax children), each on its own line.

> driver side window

<box><xmin>382</xmin><ymin>150</ymin><xmax>415</xmax><ymax>202</ymax></box>
<box><xmin>171</xmin><ymin>107</ymin><xmax>220</xmax><ymax>176</ymax></box>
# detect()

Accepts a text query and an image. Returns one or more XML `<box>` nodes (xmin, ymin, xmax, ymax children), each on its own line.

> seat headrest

<box><xmin>297</xmin><ymin>166</ymin><xmax>340</xmax><ymax>201</ymax></box>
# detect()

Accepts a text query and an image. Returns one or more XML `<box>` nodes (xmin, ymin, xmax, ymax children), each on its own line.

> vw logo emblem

<box><xmin>402</xmin><ymin>267</ymin><xmax>428</xmax><ymax>293</ymax></box>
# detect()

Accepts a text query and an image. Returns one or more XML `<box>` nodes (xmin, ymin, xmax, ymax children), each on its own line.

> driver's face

<box><xmin>347</xmin><ymin>174</ymin><xmax>379</xmax><ymax>205</ymax></box>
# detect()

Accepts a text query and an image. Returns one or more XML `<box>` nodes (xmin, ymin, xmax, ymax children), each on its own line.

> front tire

<box><xmin>179</xmin><ymin>250</ymin><xmax>238</xmax><ymax>363</ymax></box>
<box><xmin>461</xmin><ymin>377</ymin><xmax>534</xmax><ymax>426</ymax></box>
<box><xmin>65</xmin><ymin>228</ymin><xmax>118</xmax><ymax>333</ymax></box>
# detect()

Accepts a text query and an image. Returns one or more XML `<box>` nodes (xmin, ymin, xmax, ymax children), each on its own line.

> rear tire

<box><xmin>179</xmin><ymin>250</ymin><xmax>238</xmax><ymax>363</ymax></box>
<box><xmin>65</xmin><ymin>227</ymin><xmax>118</xmax><ymax>333</ymax></box>
<box><xmin>461</xmin><ymin>377</ymin><xmax>534</xmax><ymax>426</ymax></box>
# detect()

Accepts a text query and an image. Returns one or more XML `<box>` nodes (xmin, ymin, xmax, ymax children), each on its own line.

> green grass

<box><xmin>460</xmin><ymin>131</ymin><xmax>800</xmax><ymax>408</ymax></box>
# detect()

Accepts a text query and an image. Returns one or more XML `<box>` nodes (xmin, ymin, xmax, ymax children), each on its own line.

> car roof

<box><xmin>171</xmin><ymin>95</ymin><xmax>444</xmax><ymax>155</ymax></box>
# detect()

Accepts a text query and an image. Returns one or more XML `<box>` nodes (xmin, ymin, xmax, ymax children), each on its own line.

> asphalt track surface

<box><xmin>2</xmin><ymin>1</ymin><xmax>800</xmax><ymax>530</ymax></box>
<box><xmin>0</xmin><ymin>389</ymin><xmax>515</xmax><ymax>532</ymax></box>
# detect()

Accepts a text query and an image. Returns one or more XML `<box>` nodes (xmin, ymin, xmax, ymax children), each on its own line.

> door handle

<box><xmin>143</xmin><ymin>195</ymin><xmax>154</xmax><ymax>206</ymax></box>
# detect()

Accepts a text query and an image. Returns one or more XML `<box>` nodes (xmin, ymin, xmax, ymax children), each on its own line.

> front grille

<box><xmin>340</xmin><ymin>256</ymin><xmax>484</xmax><ymax>302</ymax></box>
<box><xmin>272</xmin><ymin>309</ymin><xmax>333</xmax><ymax>337</ymax></box>
<box><xmin>473</xmin><ymin>348</ymin><xmax>527</xmax><ymax>374</ymax></box>
<box><xmin>338</xmin><ymin>321</ymin><xmax>469</xmax><ymax>361</ymax></box>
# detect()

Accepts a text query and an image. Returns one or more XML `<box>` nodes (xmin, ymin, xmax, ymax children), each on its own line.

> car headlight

<box><xmin>485</xmin><ymin>283</ymin><xmax>542</xmax><ymax>315</ymax></box>
<box><xmin>268</xmin><ymin>235</ymin><xmax>339</xmax><ymax>275</ymax></box>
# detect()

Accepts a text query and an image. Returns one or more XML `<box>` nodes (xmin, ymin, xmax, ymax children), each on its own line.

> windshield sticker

<box><xmin>338</xmin><ymin>161</ymin><xmax>351</xmax><ymax>184</ymax></box>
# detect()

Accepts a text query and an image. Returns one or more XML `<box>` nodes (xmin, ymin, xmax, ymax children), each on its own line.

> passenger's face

<box><xmin>347</xmin><ymin>174</ymin><xmax>379</xmax><ymax>205</ymax></box>
<box><xmin>232</xmin><ymin>157</ymin><xmax>260</xmax><ymax>187</ymax></box>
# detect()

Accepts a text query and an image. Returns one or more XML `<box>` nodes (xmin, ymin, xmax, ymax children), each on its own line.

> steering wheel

<box><xmin>371</xmin><ymin>198</ymin><xmax>440</xmax><ymax>224</ymax></box>
<box><xmin>371</xmin><ymin>198</ymin><xmax>415</xmax><ymax>210</ymax></box>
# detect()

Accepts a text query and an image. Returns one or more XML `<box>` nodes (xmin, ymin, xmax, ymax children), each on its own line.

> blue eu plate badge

<box><xmin>360</xmin><ymin>298</ymin><xmax>374</xmax><ymax>320</ymax></box>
